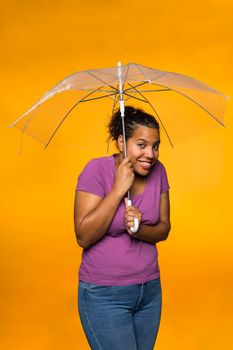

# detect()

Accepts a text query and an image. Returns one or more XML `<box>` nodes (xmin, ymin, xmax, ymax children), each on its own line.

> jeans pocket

<box><xmin>79</xmin><ymin>281</ymin><xmax>112</xmax><ymax>291</ymax></box>
<box><xmin>88</xmin><ymin>284</ymin><xmax>112</xmax><ymax>291</ymax></box>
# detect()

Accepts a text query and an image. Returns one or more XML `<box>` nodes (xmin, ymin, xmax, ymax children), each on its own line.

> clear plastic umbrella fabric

<box><xmin>10</xmin><ymin>62</ymin><xmax>229</xmax><ymax>150</ymax></box>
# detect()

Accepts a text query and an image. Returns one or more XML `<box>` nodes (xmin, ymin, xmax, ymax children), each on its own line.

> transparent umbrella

<box><xmin>9</xmin><ymin>62</ymin><xmax>228</xmax><ymax>150</ymax></box>
<box><xmin>9</xmin><ymin>61</ymin><xmax>229</xmax><ymax>233</ymax></box>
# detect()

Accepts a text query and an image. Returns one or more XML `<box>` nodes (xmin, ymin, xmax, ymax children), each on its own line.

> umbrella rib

<box><xmin>124</xmin><ymin>94</ymin><xmax>135</xmax><ymax>103</ymax></box>
<box><xmin>81</xmin><ymin>92</ymin><xmax>118</xmax><ymax>102</ymax></box>
<box><xmin>134</xmin><ymin>63</ymin><xmax>167</xmax><ymax>82</ymax></box>
<box><xmin>150</xmin><ymin>83</ymin><xmax>225</xmax><ymax>126</ymax></box>
<box><xmin>122</xmin><ymin>64</ymin><xmax>130</xmax><ymax>85</ymax></box>
<box><xmin>123</xmin><ymin>92</ymin><xmax>148</xmax><ymax>103</ymax></box>
<box><xmin>133</xmin><ymin>63</ymin><xmax>151</xmax><ymax>82</ymax></box>
<box><xmin>112</xmin><ymin>85</ymin><xmax>120</xmax><ymax>112</ymax></box>
<box><xmin>87</xmin><ymin>71</ymin><xmax>118</xmax><ymax>92</ymax></box>
<box><xmin>78</xmin><ymin>88</ymin><xmax>118</xmax><ymax>93</ymax></box>
<box><xmin>136</xmin><ymin>89</ymin><xmax>171</xmax><ymax>92</ymax></box>
<box><xmin>127</xmin><ymin>83</ymin><xmax>174</xmax><ymax>148</ymax></box>
<box><xmin>172</xmin><ymin>90</ymin><xmax>226</xmax><ymax>126</ymax></box>
<box><xmin>124</xmin><ymin>82</ymin><xmax>171</xmax><ymax>94</ymax></box>
<box><xmin>91</xmin><ymin>68</ymin><xmax>119</xmax><ymax>79</ymax></box>
<box><xmin>44</xmin><ymin>86</ymin><xmax>107</xmax><ymax>149</ymax></box>
<box><xmin>124</xmin><ymin>82</ymin><xmax>147</xmax><ymax>92</ymax></box>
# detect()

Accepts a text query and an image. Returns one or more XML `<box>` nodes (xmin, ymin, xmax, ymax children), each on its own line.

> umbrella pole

<box><xmin>117</xmin><ymin>62</ymin><xmax>129</xmax><ymax>199</ymax></box>
<box><xmin>117</xmin><ymin>62</ymin><xmax>139</xmax><ymax>234</ymax></box>
<box><xmin>117</xmin><ymin>62</ymin><xmax>127</xmax><ymax>156</ymax></box>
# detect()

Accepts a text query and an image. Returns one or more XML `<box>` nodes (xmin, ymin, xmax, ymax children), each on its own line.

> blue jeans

<box><xmin>78</xmin><ymin>278</ymin><xmax>162</xmax><ymax>350</ymax></box>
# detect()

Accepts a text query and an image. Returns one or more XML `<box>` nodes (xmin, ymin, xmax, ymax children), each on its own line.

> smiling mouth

<box><xmin>138</xmin><ymin>160</ymin><xmax>153</xmax><ymax>163</ymax></box>
<box><xmin>137</xmin><ymin>160</ymin><xmax>154</xmax><ymax>169</ymax></box>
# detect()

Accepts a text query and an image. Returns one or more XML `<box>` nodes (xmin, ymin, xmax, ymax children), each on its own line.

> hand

<box><xmin>113</xmin><ymin>157</ymin><xmax>134</xmax><ymax>198</ymax></box>
<box><xmin>124</xmin><ymin>198</ymin><xmax>142</xmax><ymax>236</ymax></box>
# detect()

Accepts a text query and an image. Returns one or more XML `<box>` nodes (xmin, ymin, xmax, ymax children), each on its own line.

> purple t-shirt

<box><xmin>76</xmin><ymin>154</ymin><xmax>170</xmax><ymax>286</ymax></box>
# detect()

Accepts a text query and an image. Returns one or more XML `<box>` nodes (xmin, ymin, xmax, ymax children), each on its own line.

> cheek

<box><xmin>130</xmin><ymin>146</ymin><xmax>143</xmax><ymax>158</ymax></box>
<box><xmin>127</xmin><ymin>144</ymin><xmax>138</xmax><ymax>154</ymax></box>
<box><xmin>151</xmin><ymin>151</ymin><xmax>158</xmax><ymax>159</ymax></box>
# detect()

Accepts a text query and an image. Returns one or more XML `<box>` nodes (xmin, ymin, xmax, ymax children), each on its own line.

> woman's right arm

<box><xmin>74</xmin><ymin>157</ymin><xmax>134</xmax><ymax>249</ymax></box>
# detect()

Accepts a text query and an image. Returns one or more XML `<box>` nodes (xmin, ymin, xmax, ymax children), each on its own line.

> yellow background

<box><xmin>1</xmin><ymin>0</ymin><xmax>232</xmax><ymax>349</ymax></box>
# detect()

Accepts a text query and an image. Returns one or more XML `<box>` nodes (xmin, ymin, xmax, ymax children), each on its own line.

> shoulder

<box><xmin>155</xmin><ymin>160</ymin><xmax>170</xmax><ymax>193</ymax></box>
<box><xmin>85</xmin><ymin>156</ymin><xmax>106</xmax><ymax>166</ymax></box>
<box><xmin>78</xmin><ymin>155</ymin><xmax>114</xmax><ymax>184</ymax></box>
<box><xmin>76</xmin><ymin>156</ymin><xmax>112</xmax><ymax>197</ymax></box>
<box><xmin>81</xmin><ymin>156</ymin><xmax>111</xmax><ymax>173</ymax></box>
<box><xmin>149</xmin><ymin>159</ymin><xmax>170</xmax><ymax>193</ymax></box>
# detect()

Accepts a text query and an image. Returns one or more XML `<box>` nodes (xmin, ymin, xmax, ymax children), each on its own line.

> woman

<box><xmin>74</xmin><ymin>106</ymin><xmax>171</xmax><ymax>350</ymax></box>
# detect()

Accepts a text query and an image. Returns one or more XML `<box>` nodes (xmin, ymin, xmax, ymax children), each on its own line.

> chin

<box><xmin>134</xmin><ymin>167</ymin><xmax>150</xmax><ymax>177</ymax></box>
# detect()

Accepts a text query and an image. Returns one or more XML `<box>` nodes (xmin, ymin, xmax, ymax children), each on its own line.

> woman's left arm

<box><xmin>125</xmin><ymin>191</ymin><xmax>171</xmax><ymax>244</ymax></box>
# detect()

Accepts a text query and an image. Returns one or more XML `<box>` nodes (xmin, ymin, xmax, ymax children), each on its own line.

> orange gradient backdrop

<box><xmin>1</xmin><ymin>1</ymin><xmax>232</xmax><ymax>349</ymax></box>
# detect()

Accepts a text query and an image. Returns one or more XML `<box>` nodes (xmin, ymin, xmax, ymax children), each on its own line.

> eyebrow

<box><xmin>136</xmin><ymin>138</ymin><xmax>161</xmax><ymax>145</ymax></box>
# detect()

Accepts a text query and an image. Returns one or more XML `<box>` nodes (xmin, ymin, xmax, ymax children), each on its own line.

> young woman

<box><xmin>74</xmin><ymin>106</ymin><xmax>171</xmax><ymax>350</ymax></box>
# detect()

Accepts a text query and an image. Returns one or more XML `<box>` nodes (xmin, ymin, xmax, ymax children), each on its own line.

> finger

<box><xmin>122</xmin><ymin>157</ymin><xmax>131</xmax><ymax>165</ymax></box>
<box><xmin>126</xmin><ymin>210</ymin><xmax>135</xmax><ymax>217</ymax></box>
<box><xmin>128</xmin><ymin>221</ymin><xmax>135</xmax><ymax>228</ymax></box>
<box><xmin>127</xmin><ymin>205</ymin><xmax>137</xmax><ymax>210</ymax></box>
<box><xmin>121</xmin><ymin>158</ymin><xmax>133</xmax><ymax>169</ymax></box>
<box><xmin>126</xmin><ymin>161</ymin><xmax>133</xmax><ymax>168</ymax></box>
<box><xmin>127</xmin><ymin>209</ymin><xmax>138</xmax><ymax>216</ymax></box>
<box><xmin>125</xmin><ymin>208</ymin><xmax>134</xmax><ymax>215</ymax></box>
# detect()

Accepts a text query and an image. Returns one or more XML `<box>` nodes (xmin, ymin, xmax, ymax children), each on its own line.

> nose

<box><xmin>145</xmin><ymin>147</ymin><xmax>155</xmax><ymax>159</ymax></box>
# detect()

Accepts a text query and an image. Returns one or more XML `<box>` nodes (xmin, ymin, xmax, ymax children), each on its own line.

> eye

<box><xmin>153</xmin><ymin>145</ymin><xmax>159</xmax><ymax>151</ymax></box>
<box><xmin>137</xmin><ymin>143</ymin><xmax>145</xmax><ymax>149</ymax></box>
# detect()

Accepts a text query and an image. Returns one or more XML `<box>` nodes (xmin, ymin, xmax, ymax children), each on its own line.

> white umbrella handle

<box><xmin>126</xmin><ymin>199</ymin><xmax>139</xmax><ymax>234</ymax></box>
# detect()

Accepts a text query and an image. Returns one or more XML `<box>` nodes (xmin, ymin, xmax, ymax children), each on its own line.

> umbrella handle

<box><xmin>126</xmin><ymin>199</ymin><xmax>139</xmax><ymax>234</ymax></box>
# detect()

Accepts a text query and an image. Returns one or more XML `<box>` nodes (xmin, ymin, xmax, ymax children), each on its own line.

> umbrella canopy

<box><xmin>9</xmin><ymin>62</ymin><xmax>228</xmax><ymax>149</ymax></box>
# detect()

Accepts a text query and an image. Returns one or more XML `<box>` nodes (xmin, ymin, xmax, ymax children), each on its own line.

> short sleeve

<box><xmin>160</xmin><ymin>163</ymin><xmax>170</xmax><ymax>194</ymax></box>
<box><xmin>76</xmin><ymin>159</ymin><xmax>105</xmax><ymax>198</ymax></box>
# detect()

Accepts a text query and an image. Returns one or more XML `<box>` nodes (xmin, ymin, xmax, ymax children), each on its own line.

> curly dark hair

<box><xmin>108</xmin><ymin>106</ymin><xmax>159</xmax><ymax>141</ymax></box>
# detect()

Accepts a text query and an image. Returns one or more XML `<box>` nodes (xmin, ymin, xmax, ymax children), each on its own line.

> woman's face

<box><xmin>119</xmin><ymin>125</ymin><xmax>160</xmax><ymax>176</ymax></box>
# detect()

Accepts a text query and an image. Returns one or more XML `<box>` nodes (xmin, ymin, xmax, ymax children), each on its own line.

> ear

<box><xmin>117</xmin><ymin>135</ymin><xmax>124</xmax><ymax>152</ymax></box>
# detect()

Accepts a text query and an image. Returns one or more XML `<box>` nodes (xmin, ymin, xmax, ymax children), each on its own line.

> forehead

<box><xmin>131</xmin><ymin>125</ymin><xmax>160</xmax><ymax>142</ymax></box>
